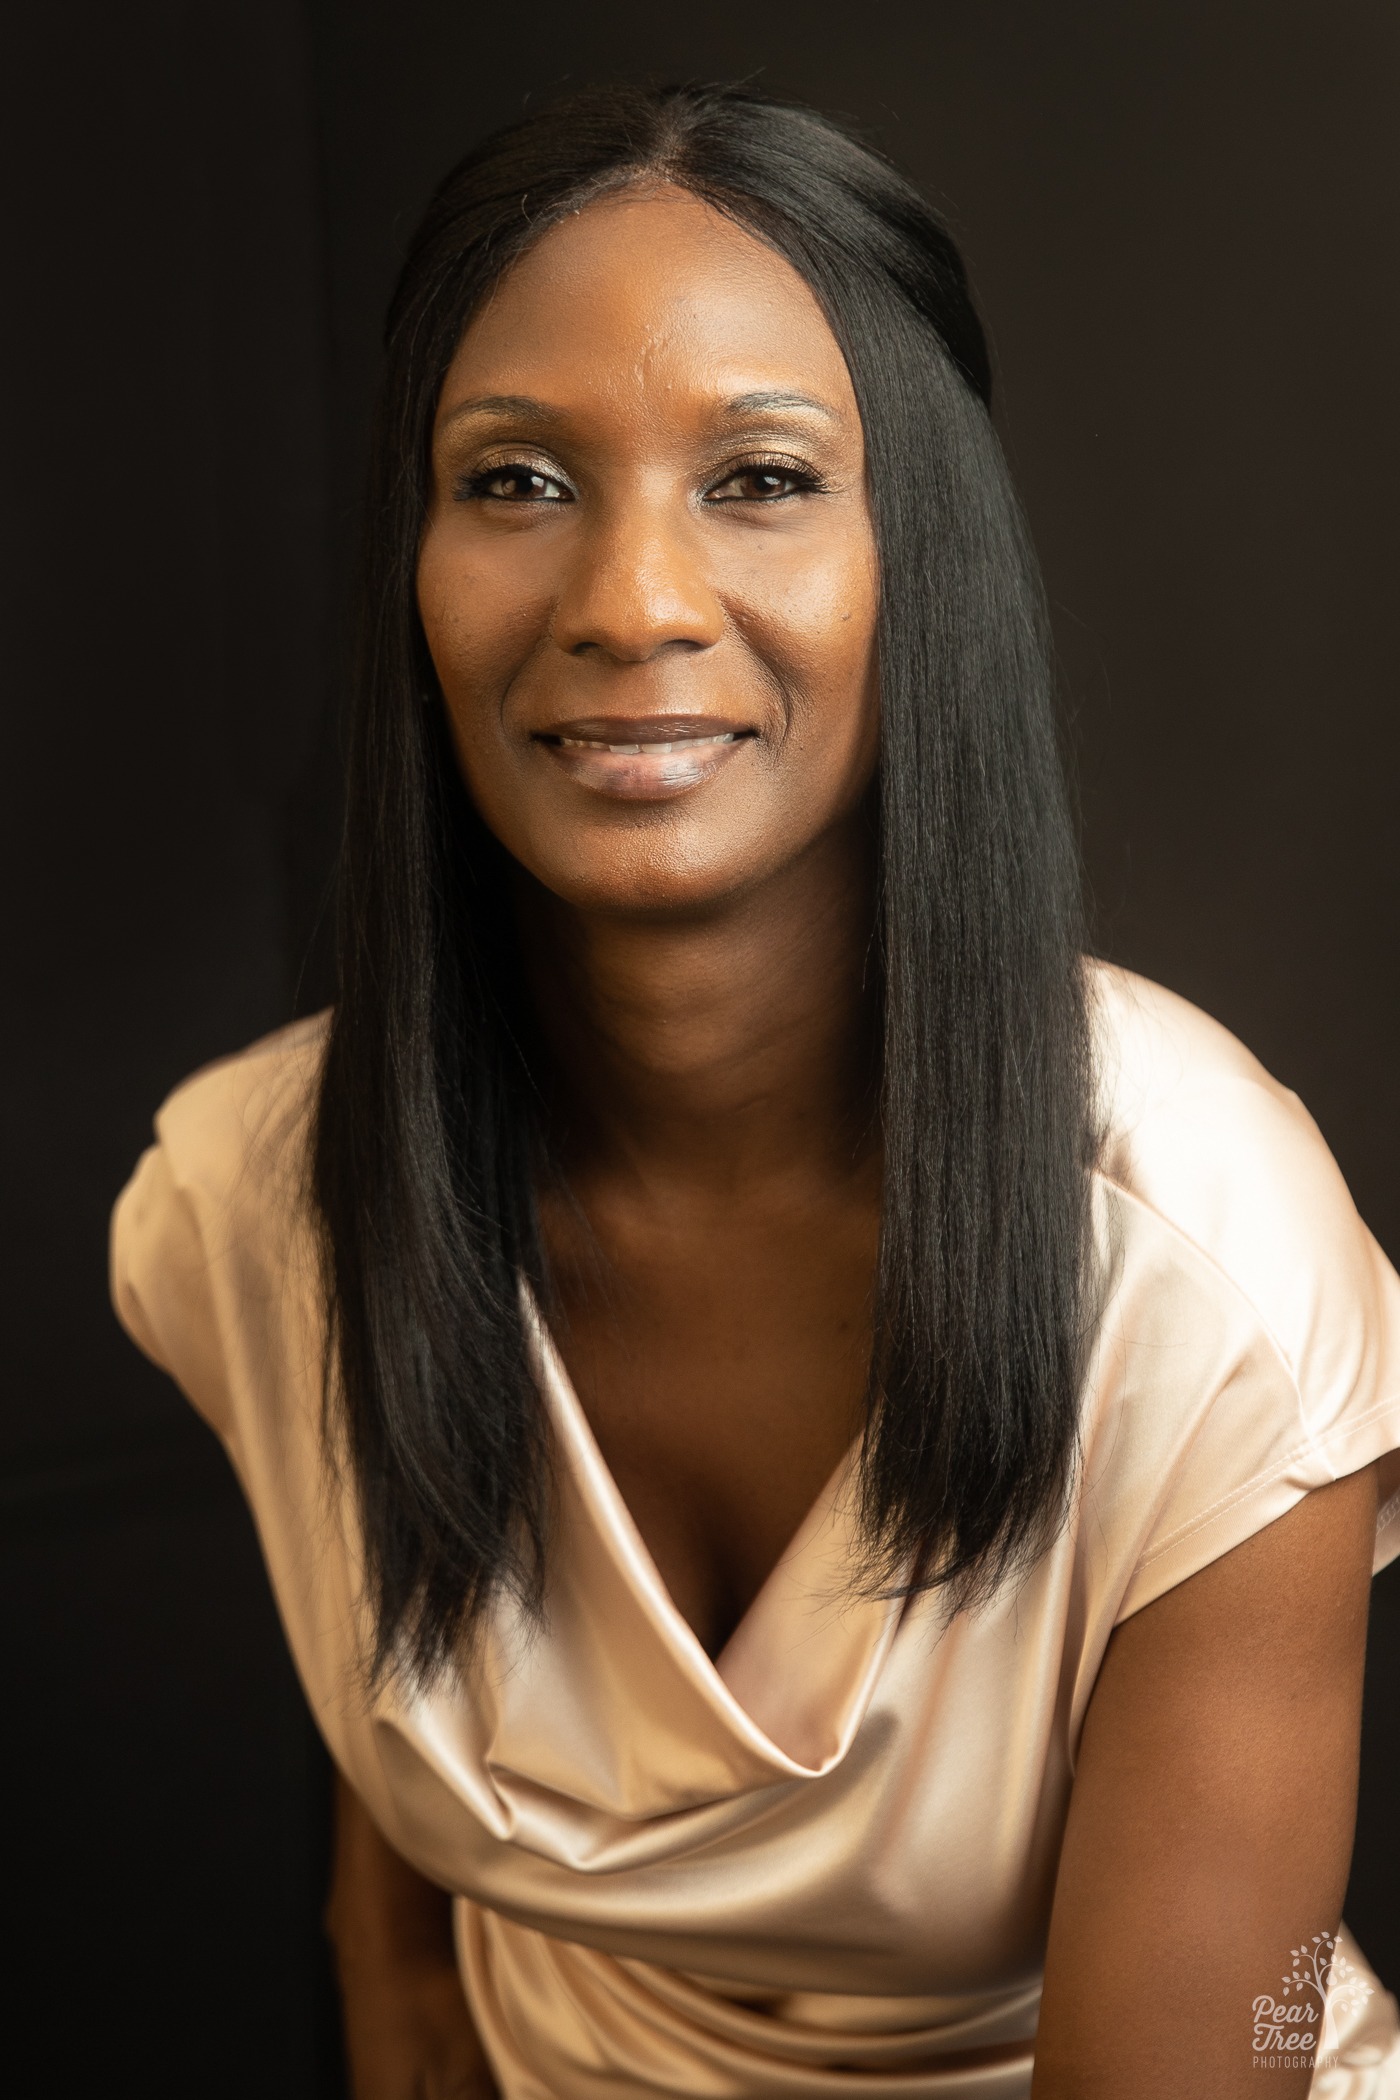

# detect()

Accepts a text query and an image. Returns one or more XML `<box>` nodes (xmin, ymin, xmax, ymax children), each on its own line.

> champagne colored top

<box><xmin>111</xmin><ymin>967</ymin><xmax>1400</xmax><ymax>2096</ymax></box>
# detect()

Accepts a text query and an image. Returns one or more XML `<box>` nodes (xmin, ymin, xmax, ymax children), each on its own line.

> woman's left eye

<box><xmin>707</xmin><ymin>464</ymin><xmax>816</xmax><ymax>503</ymax></box>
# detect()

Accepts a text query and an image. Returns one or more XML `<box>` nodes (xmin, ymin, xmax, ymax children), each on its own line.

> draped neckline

<box><xmin>508</xmin><ymin>1289</ymin><xmax>906</xmax><ymax>1788</ymax></box>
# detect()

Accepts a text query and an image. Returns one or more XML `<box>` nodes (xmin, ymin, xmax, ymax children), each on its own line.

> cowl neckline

<box><xmin>381</xmin><ymin>1291</ymin><xmax>908</xmax><ymax>1843</ymax></box>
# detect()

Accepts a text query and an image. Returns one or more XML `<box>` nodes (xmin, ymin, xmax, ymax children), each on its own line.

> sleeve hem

<box><xmin>1113</xmin><ymin>1391</ymin><xmax>1400</xmax><ymax>1624</ymax></box>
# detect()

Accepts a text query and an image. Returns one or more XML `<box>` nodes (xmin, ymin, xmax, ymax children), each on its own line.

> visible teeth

<box><xmin>557</xmin><ymin>732</ymin><xmax>738</xmax><ymax>755</ymax></box>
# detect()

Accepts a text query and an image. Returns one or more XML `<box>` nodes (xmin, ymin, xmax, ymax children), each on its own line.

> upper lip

<box><xmin>533</xmin><ymin>713</ymin><xmax>754</xmax><ymax>745</ymax></box>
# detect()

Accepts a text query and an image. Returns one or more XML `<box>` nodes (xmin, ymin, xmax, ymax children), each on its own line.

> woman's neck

<box><xmin>517</xmin><ymin>813</ymin><xmax>880</xmax><ymax>1195</ymax></box>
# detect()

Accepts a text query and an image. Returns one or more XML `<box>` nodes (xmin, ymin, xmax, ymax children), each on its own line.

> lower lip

<box><xmin>536</xmin><ymin>733</ymin><xmax>751</xmax><ymax>800</ymax></box>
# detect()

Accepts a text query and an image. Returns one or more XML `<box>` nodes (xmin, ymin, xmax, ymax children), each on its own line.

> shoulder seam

<box><xmin>1105</xmin><ymin>1062</ymin><xmax>1305</xmax><ymax>1132</ymax></box>
<box><xmin>1092</xmin><ymin>1165</ymin><xmax>1306</xmax><ymax>1406</ymax></box>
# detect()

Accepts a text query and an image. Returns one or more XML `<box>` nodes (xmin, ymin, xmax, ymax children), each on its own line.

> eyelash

<box><xmin>452</xmin><ymin>452</ymin><xmax>826</xmax><ymax>505</ymax></box>
<box><xmin>706</xmin><ymin>454</ymin><xmax>825</xmax><ymax>502</ymax></box>
<box><xmin>455</xmin><ymin>461</ymin><xmax>572</xmax><ymax>503</ymax></box>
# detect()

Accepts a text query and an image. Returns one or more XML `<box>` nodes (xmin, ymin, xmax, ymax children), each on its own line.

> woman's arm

<box><xmin>1033</xmin><ymin>1462</ymin><xmax>1378</xmax><ymax>2098</ymax></box>
<box><xmin>325</xmin><ymin>1771</ymin><xmax>499</xmax><ymax>2100</ymax></box>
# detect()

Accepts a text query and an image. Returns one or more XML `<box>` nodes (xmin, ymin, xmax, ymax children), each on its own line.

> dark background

<box><xmin>4</xmin><ymin>2</ymin><xmax>1396</xmax><ymax>2091</ymax></box>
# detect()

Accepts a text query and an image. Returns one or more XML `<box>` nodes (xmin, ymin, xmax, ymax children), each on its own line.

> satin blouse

<box><xmin>111</xmin><ymin>966</ymin><xmax>1400</xmax><ymax>2096</ymax></box>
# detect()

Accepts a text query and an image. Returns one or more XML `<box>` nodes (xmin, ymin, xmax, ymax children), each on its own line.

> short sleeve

<box><xmin>110</xmin><ymin>1139</ymin><xmax>236</xmax><ymax>1436</ymax></box>
<box><xmin>1083</xmin><ymin>985</ymin><xmax>1400</xmax><ymax>1625</ymax></box>
<box><xmin>108</xmin><ymin>1016</ymin><xmax>327</xmax><ymax>1445</ymax></box>
<box><xmin>1098</xmin><ymin>1200</ymin><xmax>1400</xmax><ymax>1628</ymax></box>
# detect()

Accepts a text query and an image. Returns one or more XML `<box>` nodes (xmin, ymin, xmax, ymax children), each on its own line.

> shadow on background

<box><xmin>3</xmin><ymin>1</ymin><xmax>1395</xmax><ymax>2089</ymax></box>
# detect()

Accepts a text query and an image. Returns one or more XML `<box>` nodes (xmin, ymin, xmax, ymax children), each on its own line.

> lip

<box><xmin>532</xmin><ymin>714</ymin><xmax>756</xmax><ymax>801</ymax></box>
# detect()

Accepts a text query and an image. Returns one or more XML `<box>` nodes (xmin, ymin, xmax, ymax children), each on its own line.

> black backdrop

<box><xmin>5</xmin><ymin>3</ymin><xmax>1397</xmax><ymax>2092</ymax></box>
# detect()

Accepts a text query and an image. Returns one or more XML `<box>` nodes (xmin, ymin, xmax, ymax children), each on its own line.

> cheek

<box><xmin>416</xmin><ymin>533</ymin><xmax>548</xmax><ymax>724</ymax></box>
<box><xmin>415</xmin><ymin>542</ymin><xmax>542</xmax><ymax>849</ymax></box>
<box><xmin>743</xmin><ymin>537</ymin><xmax>880</xmax><ymax>775</ymax></box>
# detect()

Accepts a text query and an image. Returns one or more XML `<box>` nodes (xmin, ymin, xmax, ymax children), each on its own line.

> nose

<box><xmin>549</xmin><ymin>492</ymin><xmax>726</xmax><ymax>663</ymax></box>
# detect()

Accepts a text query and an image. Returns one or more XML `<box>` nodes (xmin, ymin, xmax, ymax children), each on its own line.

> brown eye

<box><xmin>707</xmin><ymin>465</ymin><xmax>816</xmax><ymax>503</ymax></box>
<box><xmin>463</xmin><ymin>464</ymin><xmax>571</xmax><ymax>502</ymax></box>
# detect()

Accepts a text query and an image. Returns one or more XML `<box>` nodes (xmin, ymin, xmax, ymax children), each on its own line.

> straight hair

<box><xmin>312</xmin><ymin>81</ymin><xmax>1099</xmax><ymax>1687</ymax></box>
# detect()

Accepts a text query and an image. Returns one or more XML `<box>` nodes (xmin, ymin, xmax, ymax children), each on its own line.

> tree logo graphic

<box><xmin>1253</xmin><ymin>1932</ymin><xmax>1374</xmax><ymax>2068</ymax></box>
<box><xmin>1286</xmin><ymin>1934</ymin><xmax>1373</xmax><ymax>2062</ymax></box>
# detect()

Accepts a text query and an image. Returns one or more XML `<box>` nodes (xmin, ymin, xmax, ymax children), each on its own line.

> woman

<box><xmin>111</xmin><ymin>83</ymin><xmax>1400</xmax><ymax>2097</ymax></box>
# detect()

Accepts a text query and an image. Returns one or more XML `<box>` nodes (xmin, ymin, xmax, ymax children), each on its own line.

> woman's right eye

<box><xmin>458</xmin><ymin>463</ymin><xmax>572</xmax><ymax>503</ymax></box>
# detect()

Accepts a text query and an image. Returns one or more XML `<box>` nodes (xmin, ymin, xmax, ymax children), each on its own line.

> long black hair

<box><xmin>312</xmin><ymin>81</ymin><xmax>1099</xmax><ymax>1687</ymax></box>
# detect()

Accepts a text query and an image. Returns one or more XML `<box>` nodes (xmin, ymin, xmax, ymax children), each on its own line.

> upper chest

<box><xmin>538</xmin><ymin>1165</ymin><xmax>880</xmax><ymax>1655</ymax></box>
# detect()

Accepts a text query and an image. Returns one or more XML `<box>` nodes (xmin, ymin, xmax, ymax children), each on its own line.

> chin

<box><xmin>527</xmin><ymin>842</ymin><xmax>772</xmax><ymax>922</ymax></box>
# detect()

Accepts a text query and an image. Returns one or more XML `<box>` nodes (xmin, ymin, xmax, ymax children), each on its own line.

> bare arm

<box><xmin>1033</xmin><ymin>1463</ymin><xmax>1377</xmax><ymax>2099</ymax></box>
<box><xmin>325</xmin><ymin>1770</ymin><xmax>498</xmax><ymax>2100</ymax></box>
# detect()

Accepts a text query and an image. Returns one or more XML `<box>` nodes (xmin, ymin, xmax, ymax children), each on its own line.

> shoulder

<box><xmin>110</xmin><ymin>1014</ymin><xmax>330</xmax><ymax>1435</ymax></box>
<box><xmin>1079</xmin><ymin>964</ymin><xmax>1400</xmax><ymax>1622</ymax></box>
<box><xmin>152</xmin><ymin>1010</ymin><xmax>330</xmax><ymax>1208</ymax></box>
<box><xmin>1088</xmin><ymin>963</ymin><xmax>1392</xmax><ymax>1389</ymax></box>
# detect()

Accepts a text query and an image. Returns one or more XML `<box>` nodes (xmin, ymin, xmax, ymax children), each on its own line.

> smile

<box><xmin>557</xmin><ymin>731</ymin><xmax>739</xmax><ymax>756</ymax></box>
<box><xmin>534</xmin><ymin>717</ymin><xmax>755</xmax><ymax>801</ymax></box>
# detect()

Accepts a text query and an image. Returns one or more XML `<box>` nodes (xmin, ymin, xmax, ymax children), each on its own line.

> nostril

<box><xmin>564</xmin><ymin>633</ymin><xmax>712</xmax><ymax>664</ymax></box>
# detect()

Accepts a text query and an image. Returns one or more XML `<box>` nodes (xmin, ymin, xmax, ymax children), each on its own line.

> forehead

<box><xmin>437</xmin><ymin>184</ymin><xmax>856</xmax><ymax>421</ymax></box>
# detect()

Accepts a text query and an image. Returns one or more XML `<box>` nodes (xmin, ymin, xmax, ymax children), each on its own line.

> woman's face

<box><xmin>418</xmin><ymin>184</ymin><xmax>880</xmax><ymax>916</ymax></box>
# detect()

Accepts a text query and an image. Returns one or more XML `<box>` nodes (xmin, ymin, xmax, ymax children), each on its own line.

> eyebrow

<box><xmin>438</xmin><ymin>387</ymin><xmax>843</xmax><ymax>432</ymax></box>
<box><xmin>439</xmin><ymin>393</ymin><xmax>566</xmax><ymax>431</ymax></box>
<box><xmin>719</xmin><ymin>389</ymin><xmax>841</xmax><ymax>423</ymax></box>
